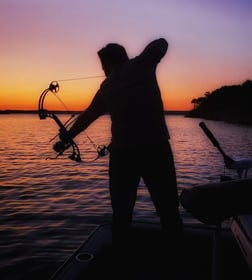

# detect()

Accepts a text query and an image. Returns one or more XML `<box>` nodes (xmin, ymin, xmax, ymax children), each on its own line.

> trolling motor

<box><xmin>199</xmin><ymin>122</ymin><xmax>252</xmax><ymax>179</ymax></box>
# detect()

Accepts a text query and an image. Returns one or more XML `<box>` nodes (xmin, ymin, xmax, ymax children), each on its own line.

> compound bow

<box><xmin>38</xmin><ymin>81</ymin><xmax>108</xmax><ymax>162</ymax></box>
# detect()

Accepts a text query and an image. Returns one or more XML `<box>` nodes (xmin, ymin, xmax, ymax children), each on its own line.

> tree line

<box><xmin>186</xmin><ymin>80</ymin><xmax>252</xmax><ymax>125</ymax></box>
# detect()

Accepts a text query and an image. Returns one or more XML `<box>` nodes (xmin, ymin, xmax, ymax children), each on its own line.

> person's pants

<box><xmin>109</xmin><ymin>141</ymin><xmax>183</xmax><ymax>249</ymax></box>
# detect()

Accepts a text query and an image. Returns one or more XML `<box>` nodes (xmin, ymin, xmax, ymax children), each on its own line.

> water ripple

<box><xmin>1</xmin><ymin>114</ymin><xmax>252</xmax><ymax>279</ymax></box>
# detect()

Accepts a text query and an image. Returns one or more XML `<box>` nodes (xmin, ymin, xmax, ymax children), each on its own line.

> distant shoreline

<box><xmin>0</xmin><ymin>110</ymin><xmax>189</xmax><ymax>115</ymax></box>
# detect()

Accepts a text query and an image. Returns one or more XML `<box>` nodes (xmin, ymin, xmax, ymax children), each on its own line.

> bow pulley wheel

<box><xmin>49</xmin><ymin>81</ymin><xmax>59</xmax><ymax>93</ymax></box>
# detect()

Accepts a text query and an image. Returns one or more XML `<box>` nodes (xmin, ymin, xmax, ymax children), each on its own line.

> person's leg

<box><xmin>141</xmin><ymin>142</ymin><xmax>184</xmax><ymax>277</ymax></box>
<box><xmin>141</xmin><ymin>142</ymin><xmax>183</xmax><ymax>236</ymax></box>
<box><xmin>109</xmin><ymin>148</ymin><xmax>140</xmax><ymax>249</ymax></box>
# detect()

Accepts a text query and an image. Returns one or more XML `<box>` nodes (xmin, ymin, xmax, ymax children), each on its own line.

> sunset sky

<box><xmin>1</xmin><ymin>0</ymin><xmax>251</xmax><ymax>111</ymax></box>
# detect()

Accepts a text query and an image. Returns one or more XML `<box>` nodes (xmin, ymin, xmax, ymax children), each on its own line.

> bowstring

<box><xmin>54</xmin><ymin>75</ymin><xmax>104</xmax><ymax>128</ymax></box>
<box><xmin>57</xmin><ymin>75</ymin><xmax>104</xmax><ymax>82</ymax></box>
<box><xmin>50</xmin><ymin>75</ymin><xmax>104</xmax><ymax>151</ymax></box>
<box><xmin>52</xmin><ymin>91</ymin><xmax>76</xmax><ymax>128</ymax></box>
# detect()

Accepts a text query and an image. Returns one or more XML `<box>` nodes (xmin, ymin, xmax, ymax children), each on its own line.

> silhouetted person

<box><xmin>59</xmin><ymin>38</ymin><xmax>183</xmax><ymax>261</ymax></box>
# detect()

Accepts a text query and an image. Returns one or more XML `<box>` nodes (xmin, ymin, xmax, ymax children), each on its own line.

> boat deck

<box><xmin>50</xmin><ymin>221</ymin><xmax>251</xmax><ymax>280</ymax></box>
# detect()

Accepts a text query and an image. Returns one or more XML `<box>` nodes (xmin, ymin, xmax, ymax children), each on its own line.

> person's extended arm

<box><xmin>66</xmin><ymin>89</ymin><xmax>106</xmax><ymax>140</ymax></box>
<box><xmin>67</xmin><ymin>109</ymin><xmax>96</xmax><ymax>140</ymax></box>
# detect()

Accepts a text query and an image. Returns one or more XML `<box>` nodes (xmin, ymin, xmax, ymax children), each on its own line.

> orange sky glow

<box><xmin>1</xmin><ymin>0</ymin><xmax>251</xmax><ymax>111</ymax></box>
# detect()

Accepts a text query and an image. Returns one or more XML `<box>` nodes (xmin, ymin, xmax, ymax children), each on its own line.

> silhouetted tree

<box><xmin>186</xmin><ymin>80</ymin><xmax>252</xmax><ymax>125</ymax></box>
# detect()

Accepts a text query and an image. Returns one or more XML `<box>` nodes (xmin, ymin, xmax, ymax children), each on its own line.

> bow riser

<box><xmin>38</xmin><ymin>82</ymin><xmax>81</xmax><ymax>162</ymax></box>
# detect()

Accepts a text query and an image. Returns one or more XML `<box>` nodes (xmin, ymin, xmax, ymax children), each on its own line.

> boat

<box><xmin>49</xmin><ymin>178</ymin><xmax>252</xmax><ymax>280</ymax></box>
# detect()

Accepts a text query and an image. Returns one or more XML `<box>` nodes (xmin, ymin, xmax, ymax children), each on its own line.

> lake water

<box><xmin>1</xmin><ymin>114</ymin><xmax>252</xmax><ymax>280</ymax></box>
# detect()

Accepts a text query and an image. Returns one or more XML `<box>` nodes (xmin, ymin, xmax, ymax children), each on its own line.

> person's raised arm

<box><xmin>139</xmin><ymin>38</ymin><xmax>168</xmax><ymax>64</ymax></box>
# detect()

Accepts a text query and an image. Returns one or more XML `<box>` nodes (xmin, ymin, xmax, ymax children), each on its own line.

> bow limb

<box><xmin>38</xmin><ymin>81</ymin><xmax>81</xmax><ymax>162</ymax></box>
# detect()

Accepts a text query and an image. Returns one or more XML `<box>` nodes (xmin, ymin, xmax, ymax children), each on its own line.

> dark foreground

<box><xmin>49</xmin><ymin>221</ymin><xmax>251</xmax><ymax>280</ymax></box>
